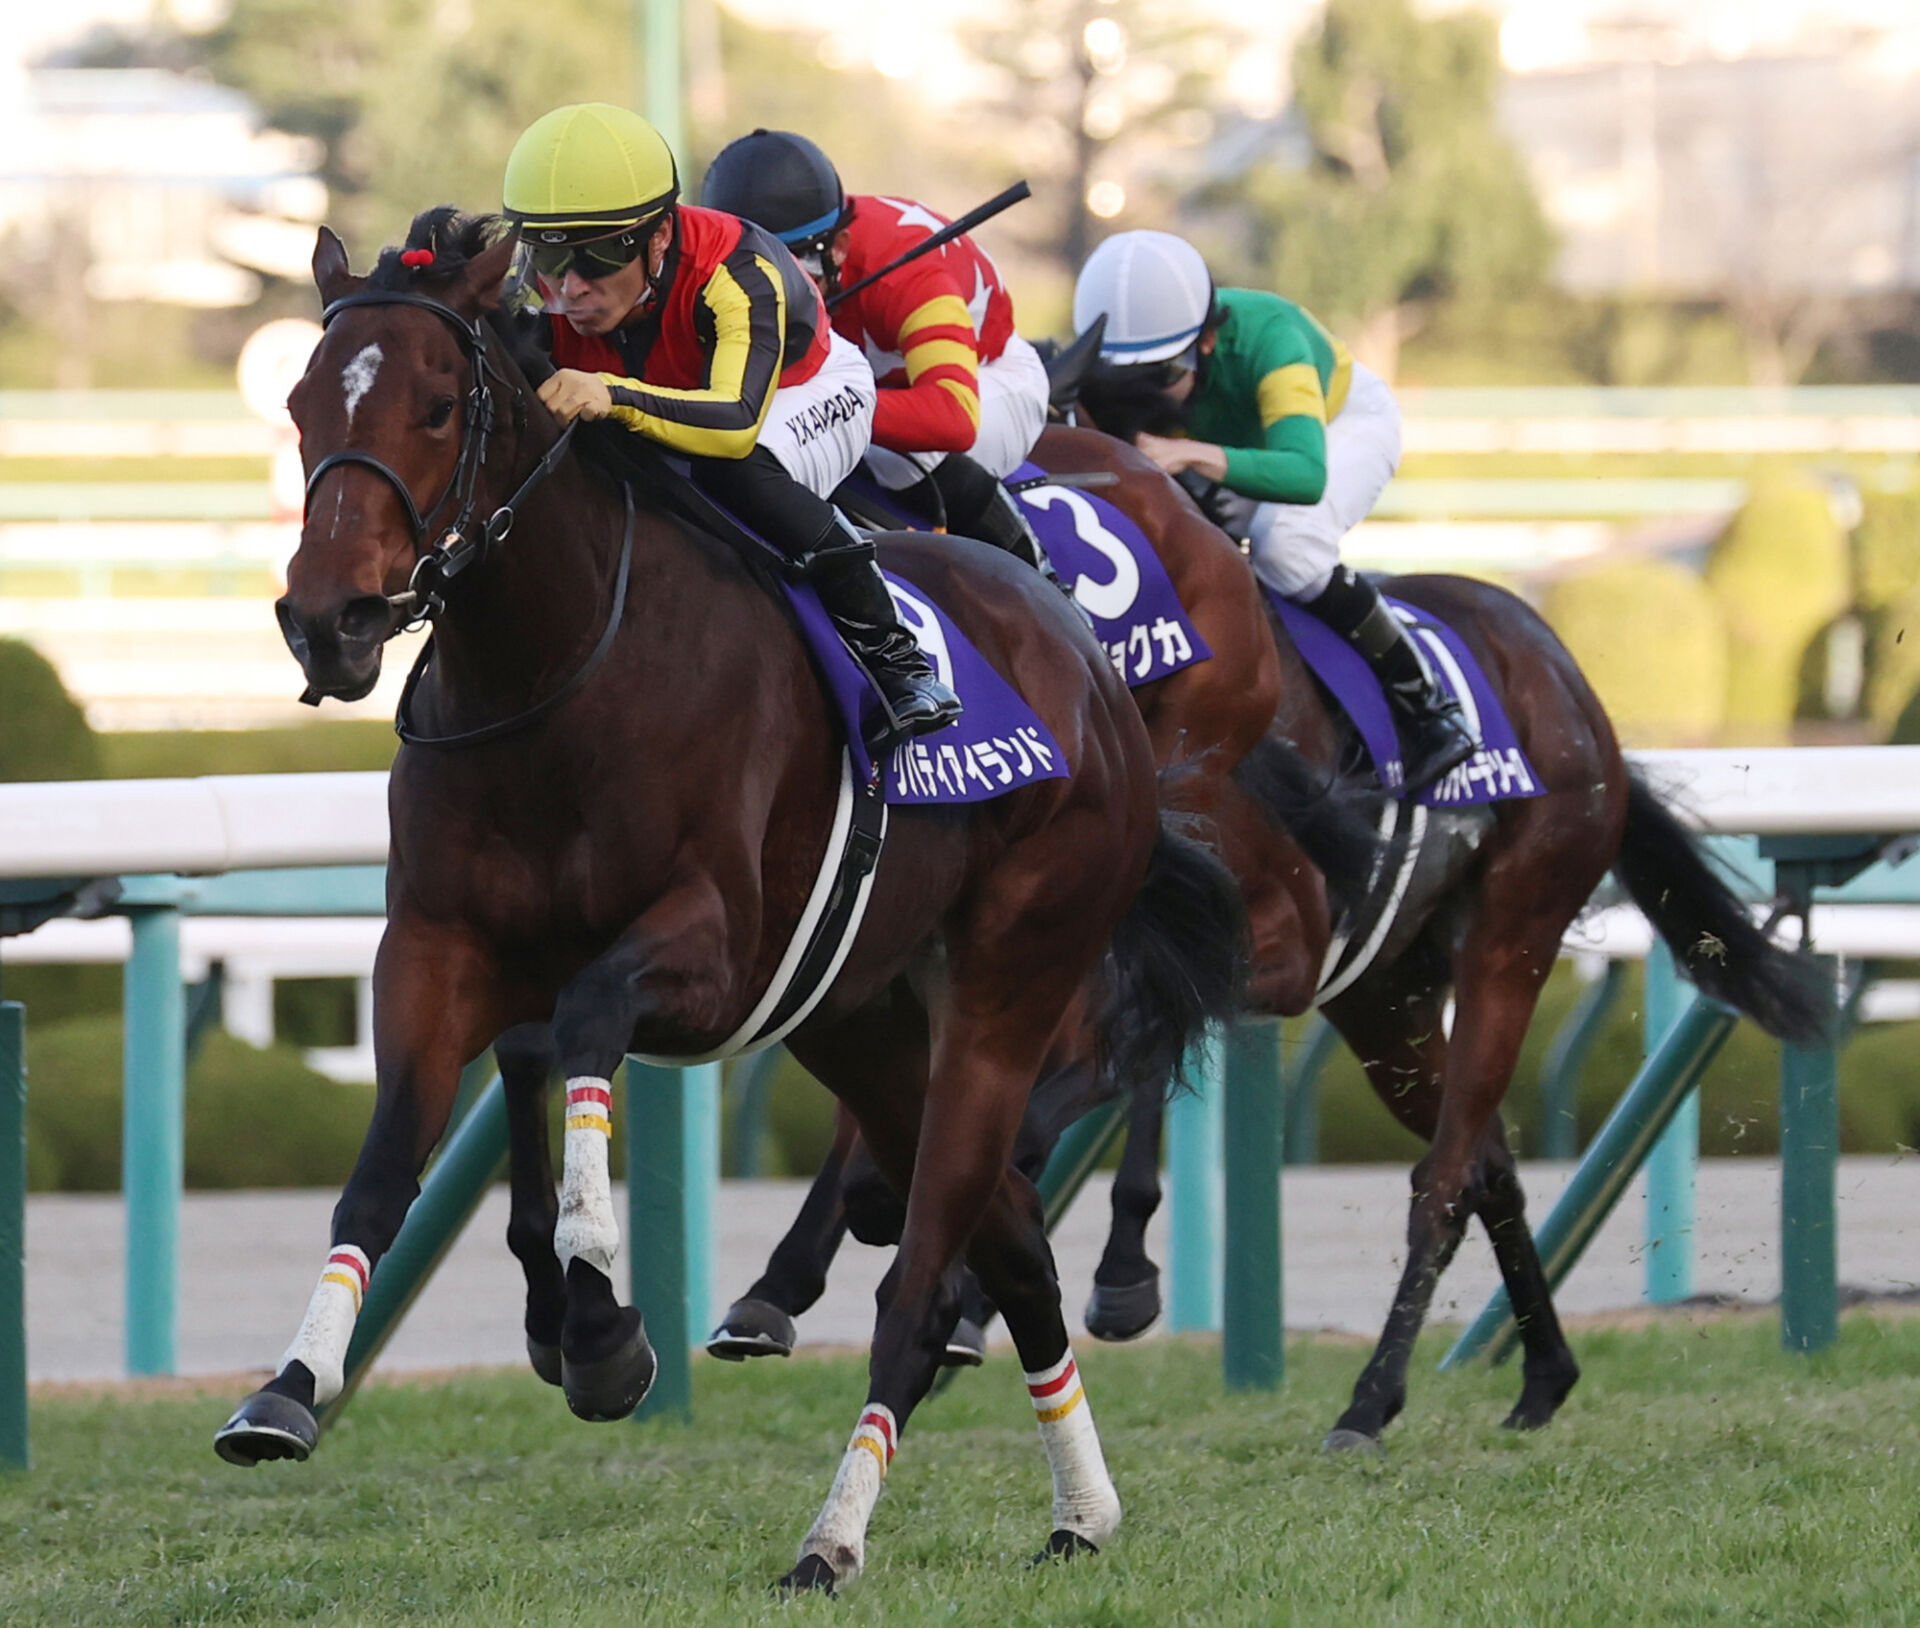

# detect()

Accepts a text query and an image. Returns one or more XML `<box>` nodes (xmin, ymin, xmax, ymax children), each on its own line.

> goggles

<box><xmin>524</xmin><ymin>221</ymin><xmax>653</xmax><ymax>282</ymax></box>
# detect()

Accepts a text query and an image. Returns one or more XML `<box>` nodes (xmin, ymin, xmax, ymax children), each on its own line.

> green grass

<box><xmin>5</xmin><ymin>1318</ymin><xmax>1920</xmax><ymax>1625</ymax></box>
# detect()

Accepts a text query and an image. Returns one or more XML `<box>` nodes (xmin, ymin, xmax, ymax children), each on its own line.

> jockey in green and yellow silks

<box><xmin>1072</xmin><ymin>230</ymin><xmax>1474</xmax><ymax>795</ymax></box>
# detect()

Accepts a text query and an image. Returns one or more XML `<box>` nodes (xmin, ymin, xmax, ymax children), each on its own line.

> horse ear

<box><xmin>461</xmin><ymin>231</ymin><xmax>521</xmax><ymax>314</ymax></box>
<box><xmin>312</xmin><ymin>227</ymin><xmax>356</xmax><ymax>304</ymax></box>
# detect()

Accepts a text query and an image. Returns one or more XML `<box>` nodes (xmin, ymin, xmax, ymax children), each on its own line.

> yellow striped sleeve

<box><xmin>934</xmin><ymin>375</ymin><xmax>982</xmax><ymax>427</ymax></box>
<box><xmin>904</xmin><ymin>339</ymin><xmax>979</xmax><ymax>380</ymax></box>
<box><xmin>897</xmin><ymin>293</ymin><xmax>975</xmax><ymax>341</ymax></box>
<box><xmin>1256</xmin><ymin>362</ymin><xmax>1328</xmax><ymax>429</ymax></box>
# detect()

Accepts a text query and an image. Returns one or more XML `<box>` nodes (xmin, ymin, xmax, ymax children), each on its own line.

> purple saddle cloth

<box><xmin>787</xmin><ymin>574</ymin><xmax>1069</xmax><ymax>806</ymax></box>
<box><xmin>1007</xmin><ymin>462</ymin><xmax>1212</xmax><ymax>687</ymax></box>
<box><xmin>1267</xmin><ymin>590</ymin><xmax>1545</xmax><ymax>808</ymax></box>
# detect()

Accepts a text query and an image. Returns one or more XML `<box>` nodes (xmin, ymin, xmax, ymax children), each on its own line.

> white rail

<box><xmin>1</xmin><ymin>749</ymin><xmax>1918</xmax><ymax>881</ymax></box>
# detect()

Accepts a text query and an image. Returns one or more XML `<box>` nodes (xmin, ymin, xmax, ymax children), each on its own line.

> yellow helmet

<box><xmin>502</xmin><ymin>104</ymin><xmax>679</xmax><ymax>234</ymax></box>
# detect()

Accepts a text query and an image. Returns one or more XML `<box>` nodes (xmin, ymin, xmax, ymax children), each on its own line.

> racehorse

<box><xmin>707</xmin><ymin>419</ymin><xmax>1284</xmax><ymax>1359</ymax></box>
<box><xmin>721</xmin><ymin>389</ymin><xmax>1833</xmax><ymax>1448</ymax></box>
<box><xmin>210</xmin><ymin>209</ymin><xmax>1245</xmax><ymax>1591</ymax></box>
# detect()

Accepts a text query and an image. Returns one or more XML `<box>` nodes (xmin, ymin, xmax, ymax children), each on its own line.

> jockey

<box><xmin>501</xmin><ymin>103</ymin><xmax>960</xmax><ymax>744</ymax></box>
<box><xmin>698</xmin><ymin>128</ymin><xmax>1053</xmax><ymax>575</ymax></box>
<box><xmin>1072</xmin><ymin>229</ymin><xmax>1475</xmax><ymax>794</ymax></box>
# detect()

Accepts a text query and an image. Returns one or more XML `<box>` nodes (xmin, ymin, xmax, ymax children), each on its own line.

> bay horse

<box><xmin>210</xmin><ymin>210</ymin><xmax>1244</xmax><ymax>1592</ymax></box>
<box><xmin>707</xmin><ymin>420</ymin><xmax>1282</xmax><ymax>1360</ymax></box>
<box><xmin>721</xmin><ymin>426</ymin><xmax>1831</xmax><ymax>1449</ymax></box>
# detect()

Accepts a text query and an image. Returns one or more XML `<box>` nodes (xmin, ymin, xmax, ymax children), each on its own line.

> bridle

<box><xmin>305</xmin><ymin>287</ymin><xmax>577</xmax><ymax>627</ymax></box>
<box><xmin>300</xmin><ymin>285</ymin><xmax>633</xmax><ymax>748</ymax></box>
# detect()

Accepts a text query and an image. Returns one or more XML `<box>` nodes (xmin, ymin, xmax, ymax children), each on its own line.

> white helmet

<box><xmin>1072</xmin><ymin>230</ymin><xmax>1216</xmax><ymax>367</ymax></box>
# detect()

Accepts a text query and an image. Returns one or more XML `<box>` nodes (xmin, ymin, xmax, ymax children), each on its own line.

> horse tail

<box><xmin>1095</xmin><ymin>803</ymin><xmax>1247</xmax><ymax>1100</ymax></box>
<box><xmin>1614</xmin><ymin>770</ymin><xmax>1833</xmax><ymax>1044</ymax></box>
<box><xmin>1229</xmin><ymin>734</ymin><xmax>1383</xmax><ymax>915</ymax></box>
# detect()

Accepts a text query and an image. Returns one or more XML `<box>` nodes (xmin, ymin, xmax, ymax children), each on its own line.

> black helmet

<box><xmin>701</xmin><ymin>129</ymin><xmax>847</xmax><ymax>255</ymax></box>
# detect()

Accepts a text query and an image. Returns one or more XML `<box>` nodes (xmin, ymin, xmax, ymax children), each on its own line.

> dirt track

<box><xmin>23</xmin><ymin>1157</ymin><xmax>1918</xmax><ymax>1382</ymax></box>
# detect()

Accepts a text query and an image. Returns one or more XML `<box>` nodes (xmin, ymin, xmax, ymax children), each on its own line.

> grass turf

<box><xmin>4</xmin><ymin>1316</ymin><xmax>1919</xmax><ymax>1626</ymax></box>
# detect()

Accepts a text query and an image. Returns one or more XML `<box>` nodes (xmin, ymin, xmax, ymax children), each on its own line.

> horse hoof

<box><xmin>1084</xmin><ymin>1270</ymin><xmax>1161</xmax><ymax>1342</ymax></box>
<box><xmin>1032</xmin><ymin>1529</ymin><xmax>1100</xmax><ymax>1564</ymax></box>
<box><xmin>776</xmin><ymin>1554</ymin><xmax>838</xmax><ymax>1595</ymax></box>
<box><xmin>941</xmin><ymin>1317</ymin><xmax>987</xmax><ymax>1368</ymax></box>
<box><xmin>213</xmin><ymin>1390</ymin><xmax>318</xmax><ymax>1467</ymax></box>
<box><xmin>527</xmin><ymin>1336</ymin><xmax>563</xmax><ymax>1388</ymax></box>
<box><xmin>1321</xmin><ymin>1427</ymin><xmax>1383</xmax><ymax>1455</ymax></box>
<box><xmin>704</xmin><ymin>1298</ymin><xmax>797</xmax><ymax>1361</ymax></box>
<box><xmin>562</xmin><ymin>1308</ymin><xmax>656</xmax><ymax>1422</ymax></box>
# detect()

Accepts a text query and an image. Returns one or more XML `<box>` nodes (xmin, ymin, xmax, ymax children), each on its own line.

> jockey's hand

<box><xmin>538</xmin><ymin>369</ymin><xmax>613</xmax><ymax>426</ymax></box>
<box><xmin>1135</xmin><ymin>432</ymin><xmax>1228</xmax><ymax>483</ymax></box>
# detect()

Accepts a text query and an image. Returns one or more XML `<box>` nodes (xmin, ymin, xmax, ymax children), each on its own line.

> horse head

<box><xmin>277</xmin><ymin>210</ymin><xmax>523</xmax><ymax>702</ymax></box>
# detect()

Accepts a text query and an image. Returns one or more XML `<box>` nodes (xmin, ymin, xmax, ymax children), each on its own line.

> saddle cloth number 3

<box><xmin>1018</xmin><ymin>486</ymin><xmax>1141</xmax><ymax>623</ymax></box>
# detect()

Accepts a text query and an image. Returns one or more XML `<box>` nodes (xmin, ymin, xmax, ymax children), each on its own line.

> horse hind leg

<box><xmin>708</xmin><ymin>1100</ymin><xmax>858</xmax><ymax>1361</ymax></box>
<box><xmin>496</xmin><ymin>1022</ymin><xmax>566</xmax><ymax>1387</ymax></box>
<box><xmin>1476</xmin><ymin>1128</ymin><xmax>1580</xmax><ymax>1429</ymax></box>
<box><xmin>1087</xmin><ymin>1074</ymin><xmax>1166</xmax><ymax>1341</ymax></box>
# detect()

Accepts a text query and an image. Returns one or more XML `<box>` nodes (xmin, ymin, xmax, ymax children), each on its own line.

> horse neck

<box><xmin>420</xmin><ymin>453</ymin><xmax>633</xmax><ymax>716</ymax></box>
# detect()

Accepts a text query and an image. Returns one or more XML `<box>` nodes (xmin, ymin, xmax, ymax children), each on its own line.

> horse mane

<box><xmin>367</xmin><ymin>206</ymin><xmax>510</xmax><ymax>290</ymax></box>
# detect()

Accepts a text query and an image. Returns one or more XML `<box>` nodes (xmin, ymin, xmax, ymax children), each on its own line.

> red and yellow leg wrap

<box><xmin>1024</xmin><ymin>1348</ymin><xmax>1121</xmax><ymax>1545</ymax></box>
<box><xmin>564</xmin><ymin>1081</ymin><xmax>613</xmax><ymax>1138</ymax></box>
<box><xmin>1026</xmin><ymin>1352</ymin><xmax>1085</xmax><ymax>1422</ymax></box>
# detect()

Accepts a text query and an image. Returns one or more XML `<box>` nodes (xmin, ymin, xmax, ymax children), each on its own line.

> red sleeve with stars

<box><xmin>836</xmin><ymin>196</ymin><xmax>1015</xmax><ymax>456</ymax></box>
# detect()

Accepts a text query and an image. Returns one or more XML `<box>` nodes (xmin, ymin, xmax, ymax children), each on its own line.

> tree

<box><xmin>961</xmin><ymin>0</ymin><xmax>1231</xmax><ymax>283</ymax></box>
<box><xmin>1219</xmin><ymin>0</ymin><xmax>1552</xmax><ymax>379</ymax></box>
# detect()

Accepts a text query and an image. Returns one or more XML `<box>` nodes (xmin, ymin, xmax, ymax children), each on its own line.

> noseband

<box><xmin>305</xmin><ymin>288</ymin><xmax>573</xmax><ymax>626</ymax></box>
<box><xmin>302</xmin><ymin>285</ymin><xmax>633</xmax><ymax>750</ymax></box>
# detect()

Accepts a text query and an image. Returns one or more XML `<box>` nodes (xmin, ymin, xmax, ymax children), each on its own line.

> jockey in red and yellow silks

<box><xmin>701</xmin><ymin>130</ymin><xmax>1053</xmax><ymax>573</ymax></box>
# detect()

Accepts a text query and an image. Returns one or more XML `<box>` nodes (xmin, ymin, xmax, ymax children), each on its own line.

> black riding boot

<box><xmin>929</xmin><ymin>453</ymin><xmax>1064</xmax><ymax>586</ymax></box>
<box><xmin>1302</xmin><ymin>565</ymin><xmax>1476</xmax><ymax>794</ymax></box>
<box><xmin>806</xmin><ymin>514</ymin><xmax>963</xmax><ymax>748</ymax></box>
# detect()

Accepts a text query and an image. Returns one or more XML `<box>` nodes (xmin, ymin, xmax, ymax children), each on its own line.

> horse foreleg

<box><xmin>497</xmin><ymin>1021</ymin><xmax>565</xmax><ymax>1387</ymax></box>
<box><xmin>214</xmin><ymin>925</ymin><xmax>501</xmax><ymax>1465</ymax></box>
<box><xmin>1086</xmin><ymin>1078</ymin><xmax>1166</xmax><ymax>1340</ymax></box>
<box><xmin>708</xmin><ymin>1100</ymin><xmax>858</xmax><ymax>1361</ymax></box>
<box><xmin>1478</xmin><ymin>1122</ymin><xmax>1580</xmax><ymax>1429</ymax></box>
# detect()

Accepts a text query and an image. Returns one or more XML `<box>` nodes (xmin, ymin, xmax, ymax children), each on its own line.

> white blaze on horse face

<box><xmin>554</xmin><ymin>1077</ymin><xmax>619</xmax><ymax>1278</ymax></box>
<box><xmin>341</xmin><ymin>344</ymin><xmax>384</xmax><ymax>427</ymax></box>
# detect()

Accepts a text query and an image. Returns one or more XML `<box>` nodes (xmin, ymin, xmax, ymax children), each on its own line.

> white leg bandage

<box><xmin>798</xmin><ymin>1403</ymin><xmax>897</xmax><ymax>1584</ymax></box>
<box><xmin>1026</xmin><ymin>1350</ymin><xmax>1122</xmax><ymax>1545</ymax></box>
<box><xmin>279</xmin><ymin>1244</ymin><xmax>369</xmax><ymax>1406</ymax></box>
<box><xmin>553</xmin><ymin>1077</ymin><xmax>619</xmax><ymax>1279</ymax></box>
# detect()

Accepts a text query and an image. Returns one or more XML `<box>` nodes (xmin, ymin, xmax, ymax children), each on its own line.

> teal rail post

<box><xmin>1780</xmin><ymin>954</ymin><xmax>1839</xmax><ymax>1354</ymax></box>
<box><xmin>1037</xmin><ymin>1097</ymin><xmax>1128</xmax><ymax>1224</ymax></box>
<box><xmin>1222</xmin><ymin>1021</ymin><xmax>1283</xmax><ymax>1390</ymax></box>
<box><xmin>1</xmin><ymin>1002</ymin><xmax>26</xmax><ymax>1470</ymax></box>
<box><xmin>1642</xmin><ymin>944</ymin><xmax>1697</xmax><ymax>1303</ymax></box>
<box><xmin>1166</xmin><ymin>1033</ymin><xmax>1223</xmax><ymax>1333</ymax></box>
<box><xmin>1284</xmin><ymin>1015</ymin><xmax>1338</xmax><ymax>1166</ymax></box>
<box><xmin>1539</xmin><ymin>959</ymin><xmax>1626</xmax><ymax>1160</ymax></box>
<box><xmin>642</xmin><ymin>0</ymin><xmax>684</xmax><ymax>158</ymax></box>
<box><xmin>627</xmin><ymin>1059</ymin><xmax>718</xmax><ymax>1421</ymax></box>
<box><xmin>321</xmin><ymin>1064</ymin><xmax>509</xmax><ymax>1425</ymax></box>
<box><xmin>1442</xmin><ymin>994</ymin><xmax>1738</xmax><ymax>1368</ymax></box>
<box><xmin>123</xmin><ymin>899</ymin><xmax>185</xmax><ymax>1376</ymax></box>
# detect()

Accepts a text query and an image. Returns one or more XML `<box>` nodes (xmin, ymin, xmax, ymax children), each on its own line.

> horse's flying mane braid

<box><xmin>366</xmin><ymin>206</ymin><xmax>510</xmax><ymax>291</ymax></box>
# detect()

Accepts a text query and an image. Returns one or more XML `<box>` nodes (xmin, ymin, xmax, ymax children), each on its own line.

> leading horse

<box><xmin>211</xmin><ymin>210</ymin><xmax>1243</xmax><ymax>1592</ymax></box>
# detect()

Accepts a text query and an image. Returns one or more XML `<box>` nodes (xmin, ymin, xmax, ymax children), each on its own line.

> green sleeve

<box><xmin>1221</xmin><ymin>420</ymin><xmax>1327</xmax><ymax>505</ymax></box>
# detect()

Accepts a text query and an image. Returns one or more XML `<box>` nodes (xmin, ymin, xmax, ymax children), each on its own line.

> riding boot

<box><xmin>1301</xmin><ymin>565</ymin><xmax>1477</xmax><ymax>795</ymax></box>
<box><xmin>805</xmin><ymin>513</ymin><xmax>964</xmax><ymax>748</ymax></box>
<box><xmin>929</xmin><ymin>453</ymin><xmax>1067</xmax><ymax>590</ymax></box>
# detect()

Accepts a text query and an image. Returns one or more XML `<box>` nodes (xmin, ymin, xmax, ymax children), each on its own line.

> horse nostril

<box><xmin>275</xmin><ymin>598</ymin><xmax>310</xmax><ymax>661</ymax></box>
<box><xmin>336</xmin><ymin>595</ymin><xmax>394</xmax><ymax>647</ymax></box>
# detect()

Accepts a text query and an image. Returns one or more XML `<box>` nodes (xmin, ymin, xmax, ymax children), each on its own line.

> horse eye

<box><xmin>426</xmin><ymin>396</ymin><xmax>456</xmax><ymax>429</ymax></box>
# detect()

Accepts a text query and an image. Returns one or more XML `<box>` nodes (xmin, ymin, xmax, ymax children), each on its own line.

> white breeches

<box><xmin>757</xmin><ymin>331</ymin><xmax>879</xmax><ymax>498</ymax></box>
<box><xmin>1247</xmin><ymin>359</ymin><xmax>1402</xmax><ymax>601</ymax></box>
<box><xmin>864</xmin><ymin>332</ymin><xmax>1051</xmax><ymax>488</ymax></box>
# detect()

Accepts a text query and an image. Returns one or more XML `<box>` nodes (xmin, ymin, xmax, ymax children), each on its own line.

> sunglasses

<box><xmin>525</xmin><ymin>226</ymin><xmax>649</xmax><ymax>282</ymax></box>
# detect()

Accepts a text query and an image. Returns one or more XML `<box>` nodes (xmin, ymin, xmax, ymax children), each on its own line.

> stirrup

<box><xmin>1396</xmin><ymin>701</ymin><xmax>1477</xmax><ymax>795</ymax></box>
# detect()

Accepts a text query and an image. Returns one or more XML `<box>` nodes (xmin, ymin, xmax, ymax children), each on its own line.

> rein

<box><xmin>305</xmin><ymin>284</ymin><xmax>624</xmax><ymax>749</ymax></box>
